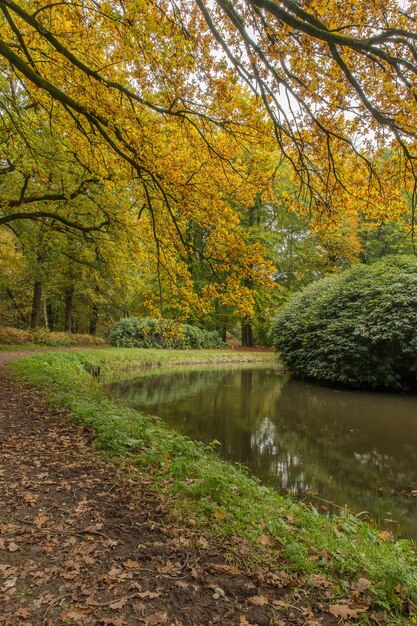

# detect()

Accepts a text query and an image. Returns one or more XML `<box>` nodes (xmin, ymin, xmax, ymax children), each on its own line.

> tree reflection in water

<box><xmin>109</xmin><ymin>366</ymin><xmax>417</xmax><ymax>539</ymax></box>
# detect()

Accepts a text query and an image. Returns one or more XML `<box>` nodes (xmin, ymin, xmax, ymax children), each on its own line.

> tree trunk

<box><xmin>221</xmin><ymin>324</ymin><xmax>227</xmax><ymax>343</ymax></box>
<box><xmin>46</xmin><ymin>302</ymin><xmax>54</xmax><ymax>331</ymax></box>
<box><xmin>64</xmin><ymin>286</ymin><xmax>74</xmax><ymax>332</ymax></box>
<box><xmin>241</xmin><ymin>318</ymin><xmax>254</xmax><ymax>347</ymax></box>
<box><xmin>89</xmin><ymin>302</ymin><xmax>99</xmax><ymax>335</ymax></box>
<box><xmin>43</xmin><ymin>301</ymin><xmax>49</xmax><ymax>331</ymax></box>
<box><xmin>30</xmin><ymin>281</ymin><xmax>42</xmax><ymax>330</ymax></box>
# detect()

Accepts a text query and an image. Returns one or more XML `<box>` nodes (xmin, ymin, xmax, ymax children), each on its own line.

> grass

<box><xmin>10</xmin><ymin>348</ymin><xmax>417</xmax><ymax>621</ymax></box>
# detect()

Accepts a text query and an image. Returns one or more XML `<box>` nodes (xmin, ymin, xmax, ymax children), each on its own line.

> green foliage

<box><xmin>180</xmin><ymin>324</ymin><xmax>224</xmax><ymax>349</ymax></box>
<box><xmin>109</xmin><ymin>317</ymin><xmax>173</xmax><ymax>348</ymax></box>
<box><xmin>109</xmin><ymin>317</ymin><xmax>224</xmax><ymax>349</ymax></box>
<box><xmin>273</xmin><ymin>256</ymin><xmax>417</xmax><ymax>390</ymax></box>
<box><xmin>11</xmin><ymin>349</ymin><xmax>417</xmax><ymax>616</ymax></box>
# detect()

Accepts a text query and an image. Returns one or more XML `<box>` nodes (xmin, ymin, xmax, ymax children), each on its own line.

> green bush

<box><xmin>109</xmin><ymin>317</ymin><xmax>224</xmax><ymax>349</ymax></box>
<box><xmin>180</xmin><ymin>324</ymin><xmax>224</xmax><ymax>349</ymax></box>
<box><xmin>109</xmin><ymin>317</ymin><xmax>173</xmax><ymax>348</ymax></box>
<box><xmin>272</xmin><ymin>256</ymin><xmax>417</xmax><ymax>390</ymax></box>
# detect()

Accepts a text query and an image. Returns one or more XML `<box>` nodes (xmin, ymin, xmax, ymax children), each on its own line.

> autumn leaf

<box><xmin>141</xmin><ymin>612</ymin><xmax>168</xmax><ymax>625</ymax></box>
<box><xmin>257</xmin><ymin>534</ymin><xmax>274</xmax><ymax>547</ymax></box>
<box><xmin>354</xmin><ymin>578</ymin><xmax>372</xmax><ymax>593</ymax></box>
<box><xmin>138</xmin><ymin>591</ymin><xmax>161</xmax><ymax>599</ymax></box>
<box><xmin>239</xmin><ymin>617</ymin><xmax>258</xmax><ymax>626</ymax></box>
<box><xmin>378</xmin><ymin>530</ymin><xmax>393</xmax><ymax>541</ymax></box>
<box><xmin>109</xmin><ymin>598</ymin><xmax>128</xmax><ymax>610</ymax></box>
<box><xmin>34</xmin><ymin>512</ymin><xmax>49</xmax><ymax>528</ymax></box>
<box><xmin>158</xmin><ymin>562</ymin><xmax>181</xmax><ymax>575</ymax></box>
<box><xmin>123</xmin><ymin>559</ymin><xmax>141</xmax><ymax>570</ymax></box>
<box><xmin>309</xmin><ymin>574</ymin><xmax>332</xmax><ymax>588</ymax></box>
<box><xmin>207</xmin><ymin>563</ymin><xmax>239</xmax><ymax>576</ymax></box>
<box><xmin>249</xmin><ymin>595</ymin><xmax>269</xmax><ymax>606</ymax></box>
<box><xmin>3</xmin><ymin>577</ymin><xmax>17</xmax><ymax>589</ymax></box>
<box><xmin>329</xmin><ymin>604</ymin><xmax>368</xmax><ymax>618</ymax></box>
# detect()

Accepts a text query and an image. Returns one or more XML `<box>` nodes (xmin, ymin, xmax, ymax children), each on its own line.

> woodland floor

<box><xmin>0</xmin><ymin>351</ymin><xmax>380</xmax><ymax>626</ymax></box>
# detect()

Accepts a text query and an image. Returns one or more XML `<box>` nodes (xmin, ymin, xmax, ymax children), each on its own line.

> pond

<box><xmin>109</xmin><ymin>364</ymin><xmax>417</xmax><ymax>539</ymax></box>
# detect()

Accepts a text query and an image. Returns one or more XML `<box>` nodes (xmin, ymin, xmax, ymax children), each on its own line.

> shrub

<box><xmin>0</xmin><ymin>327</ymin><xmax>32</xmax><ymax>344</ymax></box>
<box><xmin>180</xmin><ymin>324</ymin><xmax>225</xmax><ymax>349</ymax></box>
<box><xmin>70</xmin><ymin>333</ymin><xmax>106</xmax><ymax>346</ymax></box>
<box><xmin>109</xmin><ymin>317</ymin><xmax>224</xmax><ymax>349</ymax></box>
<box><xmin>109</xmin><ymin>317</ymin><xmax>178</xmax><ymax>348</ymax></box>
<box><xmin>0</xmin><ymin>327</ymin><xmax>106</xmax><ymax>347</ymax></box>
<box><xmin>272</xmin><ymin>256</ymin><xmax>417</xmax><ymax>390</ymax></box>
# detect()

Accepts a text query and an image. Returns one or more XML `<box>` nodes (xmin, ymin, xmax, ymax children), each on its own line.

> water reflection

<box><xmin>109</xmin><ymin>366</ymin><xmax>417</xmax><ymax>539</ymax></box>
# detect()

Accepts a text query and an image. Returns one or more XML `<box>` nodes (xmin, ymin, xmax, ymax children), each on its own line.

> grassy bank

<box><xmin>0</xmin><ymin>343</ymin><xmax>39</xmax><ymax>351</ymax></box>
<box><xmin>10</xmin><ymin>349</ymin><xmax>417</xmax><ymax>621</ymax></box>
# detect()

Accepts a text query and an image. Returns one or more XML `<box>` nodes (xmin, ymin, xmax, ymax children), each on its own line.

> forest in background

<box><xmin>1</xmin><ymin>0</ymin><xmax>417</xmax><ymax>344</ymax></box>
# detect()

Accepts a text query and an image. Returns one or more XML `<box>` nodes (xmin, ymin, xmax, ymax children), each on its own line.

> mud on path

<box><xmin>0</xmin><ymin>353</ymin><xmax>349</xmax><ymax>625</ymax></box>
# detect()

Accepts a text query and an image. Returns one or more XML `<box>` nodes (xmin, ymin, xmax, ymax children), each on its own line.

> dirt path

<box><xmin>0</xmin><ymin>353</ymin><xmax>344</xmax><ymax>625</ymax></box>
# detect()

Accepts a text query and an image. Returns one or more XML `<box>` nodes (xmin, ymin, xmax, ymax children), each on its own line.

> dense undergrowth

<box><xmin>109</xmin><ymin>317</ymin><xmax>224</xmax><ymax>349</ymax></box>
<box><xmin>10</xmin><ymin>349</ymin><xmax>417</xmax><ymax>621</ymax></box>
<box><xmin>0</xmin><ymin>327</ymin><xmax>106</xmax><ymax>347</ymax></box>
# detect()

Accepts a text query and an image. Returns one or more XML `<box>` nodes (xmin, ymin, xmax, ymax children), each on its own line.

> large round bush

<box><xmin>272</xmin><ymin>256</ymin><xmax>417</xmax><ymax>390</ymax></box>
<box><xmin>109</xmin><ymin>317</ymin><xmax>224</xmax><ymax>350</ymax></box>
<box><xmin>181</xmin><ymin>324</ymin><xmax>224</xmax><ymax>349</ymax></box>
<box><xmin>109</xmin><ymin>317</ymin><xmax>174</xmax><ymax>348</ymax></box>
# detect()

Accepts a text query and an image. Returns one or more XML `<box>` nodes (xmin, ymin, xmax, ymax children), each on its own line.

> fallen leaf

<box><xmin>109</xmin><ymin>598</ymin><xmax>128</xmax><ymax>610</ymax></box>
<box><xmin>257</xmin><ymin>534</ymin><xmax>274</xmax><ymax>547</ymax></box>
<box><xmin>123</xmin><ymin>559</ymin><xmax>141</xmax><ymax>570</ymax></box>
<box><xmin>8</xmin><ymin>541</ymin><xmax>18</xmax><ymax>552</ymax></box>
<box><xmin>239</xmin><ymin>617</ymin><xmax>258</xmax><ymax>626</ymax></box>
<box><xmin>141</xmin><ymin>612</ymin><xmax>168</xmax><ymax>625</ymax></box>
<box><xmin>378</xmin><ymin>530</ymin><xmax>392</xmax><ymax>541</ymax></box>
<box><xmin>3</xmin><ymin>577</ymin><xmax>17</xmax><ymax>589</ymax></box>
<box><xmin>272</xmin><ymin>599</ymin><xmax>291</xmax><ymax>608</ymax></box>
<box><xmin>138</xmin><ymin>591</ymin><xmax>160</xmax><ymax>599</ymax></box>
<box><xmin>195</xmin><ymin>536</ymin><xmax>209</xmax><ymax>549</ymax></box>
<box><xmin>34</xmin><ymin>513</ymin><xmax>49</xmax><ymax>528</ymax></box>
<box><xmin>59</xmin><ymin>570</ymin><xmax>78</xmax><ymax>580</ymax></box>
<box><xmin>207</xmin><ymin>563</ymin><xmax>239</xmax><ymax>575</ymax></box>
<box><xmin>174</xmin><ymin>581</ymin><xmax>189</xmax><ymax>590</ymax></box>
<box><xmin>59</xmin><ymin>608</ymin><xmax>94</xmax><ymax>622</ymax></box>
<box><xmin>355</xmin><ymin>578</ymin><xmax>372</xmax><ymax>592</ymax></box>
<box><xmin>158</xmin><ymin>562</ymin><xmax>181</xmax><ymax>575</ymax></box>
<box><xmin>249</xmin><ymin>595</ymin><xmax>268</xmax><ymax>606</ymax></box>
<box><xmin>310</xmin><ymin>574</ymin><xmax>332</xmax><ymax>588</ymax></box>
<box><xmin>329</xmin><ymin>604</ymin><xmax>368</xmax><ymax>619</ymax></box>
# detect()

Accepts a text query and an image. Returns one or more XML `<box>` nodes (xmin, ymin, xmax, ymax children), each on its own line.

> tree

<box><xmin>1</xmin><ymin>0</ymin><xmax>417</xmax><ymax>216</ymax></box>
<box><xmin>2</xmin><ymin>0</ymin><xmax>417</xmax><ymax>332</ymax></box>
